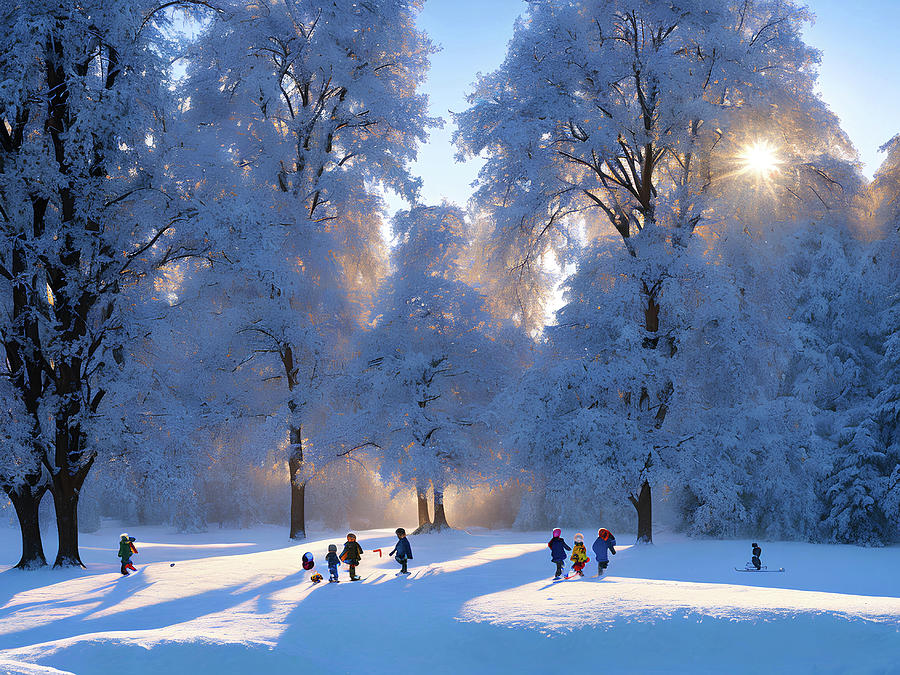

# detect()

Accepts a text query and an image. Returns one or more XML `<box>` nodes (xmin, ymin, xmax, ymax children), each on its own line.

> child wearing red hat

<box><xmin>591</xmin><ymin>528</ymin><xmax>617</xmax><ymax>576</ymax></box>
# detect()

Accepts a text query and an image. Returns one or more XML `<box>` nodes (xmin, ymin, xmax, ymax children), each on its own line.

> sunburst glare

<box><xmin>739</xmin><ymin>141</ymin><xmax>781</xmax><ymax>179</ymax></box>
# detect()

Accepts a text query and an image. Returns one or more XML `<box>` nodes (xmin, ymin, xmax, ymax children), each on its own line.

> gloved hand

<box><xmin>611</xmin><ymin>548</ymin><xmax>616</xmax><ymax>555</ymax></box>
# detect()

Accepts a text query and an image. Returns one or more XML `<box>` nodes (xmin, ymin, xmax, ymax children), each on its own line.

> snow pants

<box><xmin>396</xmin><ymin>554</ymin><xmax>409</xmax><ymax>573</ymax></box>
<box><xmin>554</xmin><ymin>561</ymin><xmax>564</xmax><ymax>578</ymax></box>
<box><xmin>348</xmin><ymin>564</ymin><xmax>359</xmax><ymax>579</ymax></box>
<box><xmin>328</xmin><ymin>564</ymin><xmax>339</xmax><ymax>581</ymax></box>
<box><xmin>597</xmin><ymin>560</ymin><xmax>609</xmax><ymax>576</ymax></box>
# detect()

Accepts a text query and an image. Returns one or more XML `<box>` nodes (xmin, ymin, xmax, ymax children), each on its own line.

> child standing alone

<box><xmin>117</xmin><ymin>534</ymin><xmax>137</xmax><ymax>575</ymax></box>
<box><xmin>340</xmin><ymin>532</ymin><xmax>364</xmax><ymax>581</ymax></box>
<box><xmin>389</xmin><ymin>527</ymin><xmax>413</xmax><ymax>575</ymax></box>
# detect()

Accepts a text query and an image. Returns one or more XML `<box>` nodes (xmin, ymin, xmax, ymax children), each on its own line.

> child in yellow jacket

<box><xmin>570</xmin><ymin>532</ymin><xmax>590</xmax><ymax>577</ymax></box>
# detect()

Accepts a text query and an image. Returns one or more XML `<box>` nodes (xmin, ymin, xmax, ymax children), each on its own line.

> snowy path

<box><xmin>0</xmin><ymin>525</ymin><xmax>898</xmax><ymax>674</ymax></box>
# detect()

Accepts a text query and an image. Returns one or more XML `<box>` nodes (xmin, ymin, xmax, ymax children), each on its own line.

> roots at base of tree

<box><xmin>411</xmin><ymin>522</ymin><xmax>452</xmax><ymax>535</ymax></box>
<box><xmin>52</xmin><ymin>556</ymin><xmax>86</xmax><ymax>569</ymax></box>
<box><xmin>14</xmin><ymin>559</ymin><xmax>48</xmax><ymax>571</ymax></box>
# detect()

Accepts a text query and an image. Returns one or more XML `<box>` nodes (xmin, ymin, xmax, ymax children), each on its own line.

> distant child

<box><xmin>326</xmin><ymin>544</ymin><xmax>341</xmax><ymax>582</ymax></box>
<box><xmin>389</xmin><ymin>527</ymin><xmax>413</xmax><ymax>575</ymax></box>
<box><xmin>570</xmin><ymin>533</ymin><xmax>590</xmax><ymax>577</ymax></box>
<box><xmin>751</xmin><ymin>543</ymin><xmax>762</xmax><ymax>570</ymax></box>
<box><xmin>548</xmin><ymin>528</ymin><xmax>571</xmax><ymax>579</ymax></box>
<box><xmin>118</xmin><ymin>533</ymin><xmax>137</xmax><ymax>575</ymax></box>
<box><xmin>592</xmin><ymin>528</ymin><xmax>617</xmax><ymax>576</ymax></box>
<box><xmin>340</xmin><ymin>532</ymin><xmax>364</xmax><ymax>581</ymax></box>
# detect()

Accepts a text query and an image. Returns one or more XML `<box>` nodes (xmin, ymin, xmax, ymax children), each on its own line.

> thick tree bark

<box><xmin>629</xmin><ymin>480</ymin><xmax>653</xmax><ymax>544</ymax></box>
<box><xmin>431</xmin><ymin>485</ymin><xmax>450</xmax><ymax>531</ymax></box>
<box><xmin>413</xmin><ymin>482</ymin><xmax>450</xmax><ymax>535</ymax></box>
<box><xmin>50</xmin><ymin>467</ymin><xmax>90</xmax><ymax>568</ymax></box>
<box><xmin>416</xmin><ymin>484</ymin><xmax>431</xmax><ymax>529</ymax></box>
<box><xmin>5</xmin><ymin>480</ymin><xmax>49</xmax><ymax>569</ymax></box>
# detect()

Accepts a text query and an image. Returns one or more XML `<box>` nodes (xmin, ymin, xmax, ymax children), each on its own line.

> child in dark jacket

<box><xmin>389</xmin><ymin>527</ymin><xmax>413</xmax><ymax>575</ymax></box>
<box><xmin>340</xmin><ymin>532</ymin><xmax>364</xmax><ymax>581</ymax></box>
<box><xmin>751</xmin><ymin>542</ymin><xmax>762</xmax><ymax>570</ymax></box>
<box><xmin>325</xmin><ymin>544</ymin><xmax>341</xmax><ymax>582</ymax></box>
<box><xmin>548</xmin><ymin>528</ymin><xmax>571</xmax><ymax>579</ymax></box>
<box><xmin>592</xmin><ymin>528</ymin><xmax>617</xmax><ymax>576</ymax></box>
<box><xmin>117</xmin><ymin>534</ymin><xmax>137</xmax><ymax>575</ymax></box>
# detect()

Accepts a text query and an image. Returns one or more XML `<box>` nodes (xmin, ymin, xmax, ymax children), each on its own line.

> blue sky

<box><xmin>406</xmin><ymin>0</ymin><xmax>900</xmax><ymax>208</ymax></box>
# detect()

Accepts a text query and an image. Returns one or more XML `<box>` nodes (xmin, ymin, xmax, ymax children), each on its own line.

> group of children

<box><xmin>116</xmin><ymin>526</ymin><xmax>618</xmax><ymax>582</ymax></box>
<box><xmin>304</xmin><ymin>527</ymin><xmax>414</xmax><ymax>583</ymax></box>
<box><xmin>548</xmin><ymin>528</ymin><xmax>617</xmax><ymax>579</ymax></box>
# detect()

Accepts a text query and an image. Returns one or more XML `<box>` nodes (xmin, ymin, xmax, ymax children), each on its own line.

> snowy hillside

<box><xmin>1</xmin><ymin>525</ymin><xmax>898</xmax><ymax>674</ymax></box>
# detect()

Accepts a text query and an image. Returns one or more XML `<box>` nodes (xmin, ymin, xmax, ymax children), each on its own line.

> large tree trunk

<box><xmin>50</xmin><ymin>468</ymin><xmax>90</xmax><ymax>568</ymax></box>
<box><xmin>5</xmin><ymin>480</ymin><xmax>49</xmax><ymax>569</ymax></box>
<box><xmin>288</xmin><ymin>424</ymin><xmax>306</xmax><ymax>540</ymax></box>
<box><xmin>629</xmin><ymin>480</ymin><xmax>652</xmax><ymax>544</ymax></box>
<box><xmin>48</xmin><ymin>404</ymin><xmax>95</xmax><ymax>568</ymax></box>
<box><xmin>431</xmin><ymin>482</ymin><xmax>450</xmax><ymax>531</ymax></box>
<box><xmin>416</xmin><ymin>484</ymin><xmax>431</xmax><ymax>529</ymax></box>
<box><xmin>413</xmin><ymin>481</ymin><xmax>450</xmax><ymax>535</ymax></box>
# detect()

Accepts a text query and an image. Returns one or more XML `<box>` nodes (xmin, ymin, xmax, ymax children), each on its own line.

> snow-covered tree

<box><xmin>179</xmin><ymin>0</ymin><xmax>433</xmax><ymax>538</ymax></box>
<box><xmin>0</xmin><ymin>1</ymin><xmax>204</xmax><ymax>566</ymax></box>
<box><xmin>822</xmin><ymin>144</ymin><xmax>900</xmax><ymax>545</ymax></box>
<box><xmin>457</xmin><ymin>0</ymin><xmax>825</xmax><ymax>541</ymax></box>
<box><xmin>348</xmin><ymin>205</ymin><xmax>516</xmax><ymax>532</ymax></box>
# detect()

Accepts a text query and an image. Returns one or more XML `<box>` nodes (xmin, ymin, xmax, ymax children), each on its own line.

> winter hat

<box><xmin>120</xmin><ymin>533</ymin><xmax>129</xmax><ymax>541</ymax></box>
<box><xmin>598</xmin><ymin>528</ymin><xmax>611</xmax><ymax>540</ymax></box>
<box><xmin>328</xmin><ymin>544</ymin><xmax>337</xmax><ymax>553</ymax></box>
<box><xmin>552</xmin><ymin>528</ymin><xmax>561</xmax><ymax>538</ymax></box>
<box><xmin>574</xmin><ymin>532</ymin><xmax>584</xmax><ymax>543</ymax></box>
<box><xmin>347</xmin><ymin>532</ymin><xmax>357</xmax><ymax>540</ymax></box>
<box><xmin>395</xmin><ymin>528</ymin><xmax>406</xmax><ymax>536</ymax></box>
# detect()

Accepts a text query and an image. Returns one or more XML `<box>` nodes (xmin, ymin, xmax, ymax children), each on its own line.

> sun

<box><xmin>739</xmin><ymin>141</ymin><xmax>781</xmax><ymax>179</ymax></box>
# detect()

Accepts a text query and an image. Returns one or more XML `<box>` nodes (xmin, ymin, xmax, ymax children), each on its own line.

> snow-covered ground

<box><xmin>0</xmin><ymin>523</ymin><xmax>898</xmax><ymax>674</ymax></box>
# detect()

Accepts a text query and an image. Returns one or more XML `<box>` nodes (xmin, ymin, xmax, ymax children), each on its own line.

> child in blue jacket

<box><xmin>548</xmin><ymin>528</ymin><xmax>571</xmax><ymax>579</ymax></box>
<box><xmin>592</xmin><ymin>528</ymin><xmax>617</xmax><ymax>576</ymax></box>
<box><xmin>325</xmin><ymin>544</ymin><xmax>341</xmax><ymax>582</ymax></box>
<box><xmin>389</xmin><ymin>527</ymin><xmax>413</xmax><ymax>575</ymax></box>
